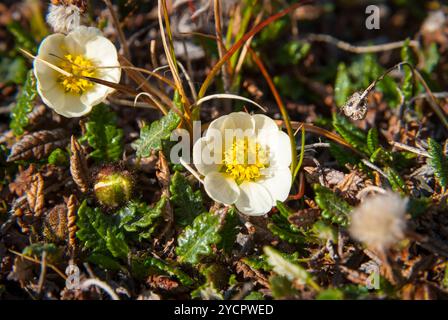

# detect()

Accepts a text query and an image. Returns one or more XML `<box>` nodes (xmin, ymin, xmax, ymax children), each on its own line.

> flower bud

<box><xmin>93</xmin><ymin>167</ymin><xmax>133</xmax><ymax>208</ymax></box>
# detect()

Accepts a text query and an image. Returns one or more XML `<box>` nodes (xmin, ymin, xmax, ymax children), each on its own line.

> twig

<box><xmin>214</xmin><ymin>0</ymin><xmax>230</xmax><ymax>93</ymax></box>
<box><xmin>37</xmin><ymin>251</ymin><xmax>47</xmax><ymax>296</ymax></box>
<box><xmin>103</xmin><ymin>0</ymin><xmax>131</xmax><ymax>60</ymax></box>
<box><xmin>390</xmin><ymin>141</ymin><xmax>431</xmax><ymax>158</ymax></box>
<box><xmin>8</xmin><ymin>249</ymin><xmax>67</xmax><ymax>280</ymax></box>
<box><xmin>81</xmin><ymin>278</ymin><xmax>120</xmax><ymax>300</ymax></box>
<box><xmin>306</xmin><ymin>33</ymin><xmax>420</xmax><ymax>54</ymax></box>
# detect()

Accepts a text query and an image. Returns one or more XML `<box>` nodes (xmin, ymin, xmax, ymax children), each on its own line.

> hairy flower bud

<box><xmin>93</xmin><ymin>167</ymin><xmax>133</xmax><ymax>208</ymax></box>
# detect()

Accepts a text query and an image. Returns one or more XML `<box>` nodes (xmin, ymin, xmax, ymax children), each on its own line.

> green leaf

<box><xmin>176</xmin><ymin>211</ymin><xmax>221</xmax><ymax>264</ymax></box>
<box><xmin>334</xmin><ymin>63</ymin><xmax>352</xmax><ymax>107</ymax></box>
<box><xmin>329</xmin><ymin>142</ymin><xmax>359</xmax><ymax>166</ymax></box>
<box><xmin>88</xmin><ymin>253</ymin><xmax>124</xmax><ymax>271</ymax></box>
<box><xmin>264</xmin><ymin>246</ymin><xmax>319</xmax><ymax>290</ymax></box>
<box><xmin>79</xmin><ymin>104</ymin><xmax>123</xmax><ymax>163</ymax></box>
<box><xmin>401</xmin><ymin>39</ymin><xmax>415</xmax><ymax>100</ymax></box>
<box><xmin>132</xmin><ymin>110</ymin><xmax>180</xmax><ymax>157</ymax></box>
<box><xmin>367</xmin><ymin>128</ymin><xmax>379</xmax><ymax>155</ymax></box>
<box><xmin>275</xmin><ymin>200</ymin><xmax>294</xmax><ymax>219</ymax></box>
<box><xmin>10</xmin><ymin>70</ymin><xmax>37</xmax><ymax>136</ymax></box>
<box><xmin>313</xmin><ymin>184</ymin><xmax>352</xmax><ymax>226</ymax></box>
<box><xmin>244</xmin><ymin>291</ymin><xmax>265</xmax><ymax>300</ymax></box>
<box><xmin>7</xmin><ymin>21</ymin><xmax>37</xmax><ymax>53</ymax></box>
<box><xmin>332</xmin><ymin>113</ymin><xmax>369</xmax><ymax>155</ymax></box>
<box><xmin>317</xmin><ymin>288</ymin><xmax>344</xmax><ymax>300</ymax></box>
<box><xmin>267</xmin><ymin>222</ymin><xmax>305</xmax><ymax>244</ymax></box>
<box><xmin>423</xmin><ymin>43</ymin><xmax>440</xmax><ymax>73</ymax></box>
<box><xmin>23</xmin><ymin>243</ymin><xmax>58</xmax><ymax>258</ymax></box>
<box><xmin>217</xmin><ymin>207</ymin><xmax>240</xmax><ymax>254</ymax></box>
<box><xmin>269</xmin><ymin>275</ymin><xmax>298</xmax><ymax>299</ymax></box>
<box><xmin>385</xmin><ymin>167</ymin><xmax>407</xmax><ymax>193</ymax></box>
<box><xmin>118</xmin><ymin>197</ymin><xmax>166</xmax><ymax>240</ymax></box>
<box><xmin>0</xmin><ymin>56</ymin><xmax>27</xmax><ymax>85</ymax></box>
<box><xmin>169</xmin><ymin>171</ymin><xmax>205</xmax><ymax>226</ymax></box>
<box><xmin>47</xmin><ymin>148</ymin><xmax>69</xmax><ymax>166</ymax></box>
<box><xmin>76</xmin><ymin>200</ymin><xmax>129</xmax><ymax>259</ymax></box>
<box><xmin>144</xmin><ymin>256</ymin><xmax>194</xmax><ymax>286</ymax></box>
<box><xmin>276</xmin><ymin>41</ymin><xmax>311</xmax><ymax>66</ymax></box>
<box><xmin>427</xmin><ymin>138</ymin><xmax>448</xmax><ymax>188</ymax></box>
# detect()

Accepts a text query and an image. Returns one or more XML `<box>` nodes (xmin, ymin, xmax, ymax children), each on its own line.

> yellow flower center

<box><xmin>58</xmin><ymin>54</ymin><xmax>96</xmax><ymax>94</ymax></box>
<box><xmin>223</xmin><ymin>137</ymin><xmax>269</xmax><ymax>184</ymax></box>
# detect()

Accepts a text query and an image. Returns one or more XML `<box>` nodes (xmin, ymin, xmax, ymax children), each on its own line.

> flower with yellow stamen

<box><xmin>33</xmin><ymin>26</ymin><xmax>121</xmax><ymax>118</ymax></box>
<box><xmin>193</xmin><ymin>112</ymin><xmax>292</xmax><ymax>216</ymax></box>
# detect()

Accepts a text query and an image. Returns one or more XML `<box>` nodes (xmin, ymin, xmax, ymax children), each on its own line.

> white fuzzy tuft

<box><xmin>349</xmin><ymin>191</ymin><xmax>408</xmax><ymax>251</ymax></box>
<box><xmin>46</xmin><ymin>4</ymin><xmax>82</xmax><ymax>34</ymax></box>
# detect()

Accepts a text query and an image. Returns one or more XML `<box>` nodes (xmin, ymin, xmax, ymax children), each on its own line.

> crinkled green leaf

<box><xmin>313</xmin><ymin>184</ymin><xmax>352</xmax><ymax>226</ymax></box>
<box><xmin>264</xmin><ymin>246</ymin><xmax>318</xmax><ymax>290</ymax></box>
<box><xmin>118</xmin><ymin>197</ymin><xmax>166</xmax><ymax>240</ymax></box>
<box><xmin>276</xmin><ymin>41</ymin><xmax>311</xmax><ymax>66</ymax></box>
<box><xmin>428</xmin><ymin>138</ymin><xmax>448</xmax><ymax>188</ymax></box>
<box><xmin>317</xmin><ymin>288</ymin><xmax>344</xmax><ymax>300</ymax></box>
<box><xmin>76</xmin><ymin>200</ymin><xmax>129</xmax><ymax>259</ymax></box>
<box><xmin>22</xmin><ymin>243</ymin><xmax>58</xmax><ymax>257</ymax></box>
<box><xmin>332</xmin><ymin>113</ymin><xmax>369</xmax><ymax>155</ymax></box>
<box><xmin>269</xmin><ymin>275</ymin><xmax>298</xmax><ymax>299</ymax></box>
<box><xmin>88</xmin><ymin>252</ymin><xmax>124</xmax><ymax>271</ymax></box>
<box><xmin>329</xmin><ymin>142</ymin><xmax>360</xmax><ymax>166</ymax></box>
<box><xmin>367</xmin><ymin>128</ymin><xmax>379</xmax><ymax>155</ymax></box>
<box><xmin>423</xmin><ymin>43</ymin><xmax>440</xmax><ymax>73</ymax></box>
<box><xmin>401</xmin><ymin>39</ymin><xmax>415</xmax><ymax>100</ymax></box>
<box><xmin>217</xmin><ymin>207</ymin><xmax>240</xmax><ymax>254</ymax></box>
<box><xmin>132</xmin><ymin>110</ymin><xmax>180</xmax><ymax>157</ymax></box>
<box><xmin>10</xmin><ymin>70</ymin><xmax>37</xmax><ymax>136</ymax></box>
<box><xmin>334</xmin><ymin>63</ymin><xmax>351</xmax><ymax>107</ymax></box>
<box><xmin>385</xmin><ymin>167</ymin><xmax>407</xmax><ymax>193</ymax></box>
<box><xmin>144</xmin><ymin>256</ymin><xmax>194</xmax><ymax>286</ymax></box>
<box><xmin>47</xmin><ymin>148</ymin><xmax>69</xmax><ymax>166</ymax></box>
<box><xmin>176</xmin><ymin>211</ymin><xmax>221</xmax><ymax>264</ymax></box>
<box><xmin>170</xmin><ymin>171</ymin><xmax>205</xmax><ymax>226</ymax></box>
<box><xmin>79</xmin><ymin>104</ymin><xmax>123</xmax><ymax>163</ymax></box>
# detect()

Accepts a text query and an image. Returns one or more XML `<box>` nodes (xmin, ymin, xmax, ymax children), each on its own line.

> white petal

<box><xmin>235</xmin><ymin>182</ymin><xmax>273</xmax><ymax>216</ymax></box>
<box><xmin>258</xmin><ymin>130</ymin><xmax>292</xmax><ymax>167</ymax></box>
<box><xmin>225</xmin><ymin>112</ymin><xmax>255</xmax><ymax>135</ymax></box>
<box><xmin>205</xmin><ymin>114</ymin><xmax>228</xmax><ymax>139</ymax></box>
<box><xmin>80</xmin><ymin>85</ymin><xmax>110</xmax><ymax>107</ymax></box>
<box><xmin>34</xmin><ymin>33</ymin><xmax>66</xmax><ymax>90</ymax></box>
<box><xmin>40</xmin><ymin>84</ymin><xmax>90</xmax><ymax>118</ymax></box>
<box><xmin>193</xmin><ymin>137</ymin><xmax>221</xmax><ymax>176</ymax></box>
<box><xmin>259</xmin><ymin>168</ymin><xmax>292</xmax><ymax>205</ymax></box>
<box><xmin>253</xmin><ymin>114</ymin><xmax>279</xmax><ymax>134</ymax></box>
<box><xmin>85</xmin><ymin>36</ymin><xmax>121</xmax><ymax>95</ymax></box>
<box><xmin>204</xmin><ymin>172</ymin><xmax>240</xmax><ymax>205</ymax></box>
<box><xmin>37</xmin><ymin>84</ymin><xmax>65</xmax><ymax>113</ymax></box>
<box><xmin>64</xmin><ymin>26</ymin><xmax>102</xmax><ymax>55</ymax></box>
<box><xmin>60</xmin><ymin>93</ymin><xmax>92</xmax><ymax>117</ymax></box>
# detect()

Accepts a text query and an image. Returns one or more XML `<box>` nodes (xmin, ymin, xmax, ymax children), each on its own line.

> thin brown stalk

<box><xmin>214</xmin><ymin>0</ymin><xmax>231</xmax><ymax>92</ymax></box>
<box><xmin>103</xmin><ymin>0</ymin><xmax>131</xmax><ymax>60</ymax></box>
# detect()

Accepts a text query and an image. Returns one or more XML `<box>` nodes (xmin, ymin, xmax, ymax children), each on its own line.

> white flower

<box><xmin>46</xmin><ymin>3</ymin><xmax>82</xmax><ymax>34</ymax></box>
<box><xmin>193</xmin><ymin>112</ymin><xmax>292</xmax><ymax>216</ymax></box>
<box><xmin>33</xmin><ymin>26</ymin><xmax>121</xmax><ymax>118</ymax></box>
<box><xmin>349</xmin><ymin>191</ymin><xmax>408</xmax><ymax>251</ymax></box>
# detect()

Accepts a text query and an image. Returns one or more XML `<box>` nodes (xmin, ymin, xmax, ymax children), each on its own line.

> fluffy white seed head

<box><xmin>349</xmin><ymin>191</ymin><xmax>408</xmax><ymax>251</ymax></box>
<box><xmin>46</xmin><ymin>4</ymin><xmax>82</xmax><ymax>34</ymax></box>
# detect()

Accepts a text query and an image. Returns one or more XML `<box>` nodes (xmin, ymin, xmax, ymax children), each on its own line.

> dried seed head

<box><xmin>43</xmin><ymin>204</ymin><xmax>68</xmax><ymax>243</ymax></box>
<box><xmin>93</xmin><ymin>166</ymin><xmax>133</xmax><ymax>208</ymax></box>
<box><xmin>47</xmin><ymin>0</ymin><xmax>86</xmax><ymax>34</ymax></box>
<box><xmin>341</xmin><ymin>91</ymin><xmax>368</xmax><ymax>121</ymax></box>
<box><xmin>349</xmin><ymin>191</ymin><xmax>408</xmax><ymax>251</ymax></box>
